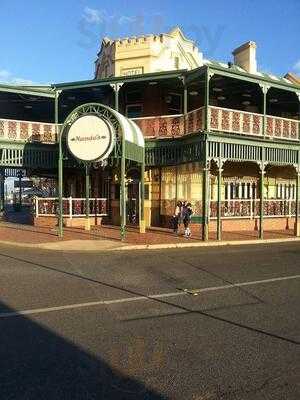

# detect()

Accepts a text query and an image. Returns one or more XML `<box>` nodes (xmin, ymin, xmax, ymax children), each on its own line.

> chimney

<box><xmin>232</xmin><ymin>41</ymin><xmax>257</xmax><ymax>74</ymax></box>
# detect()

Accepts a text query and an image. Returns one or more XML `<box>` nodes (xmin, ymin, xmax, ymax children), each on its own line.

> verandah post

<box><xmin>85</xmin><ymin>164</ymin><xmax>90</xmax><ymax>231</ymax></box>
<box><xmin>111</xmin><ymin>82</ymin><xmax>126</xmax><ymax>240</ymax></box>
<box><xmin>0</xmin><ymin>169</ymin><xmax>5</xmax><ymax>216</ymax></box>
<box><xmin>56</xmin><ymin>90</ymin><xmax>64</xmax><ymax>238</ymax></box>
<box><xmin>261</xmin><ymin>85</ymin><xmax>270</xmax><ymax>138</ymax></box>
<box><xmin>202</xmin><ymin>137</ymin><xmax>210</xmax><ymax>241</ymax></box>
<box><xmin>295</xmin><ymin>152</ymin><xmax>300</xmax><ymax>236</ymax></box>
<box><xmin>259</xmin><ymin>149</ymin><xmax>266</xmax><ymax>239</ymax></box>
<box><xmin>139</xmin><ymin>152</ymin><xmax>145</xmax><ymax>233</ymax></box>
<box><xmin>217</xmin><ymin>154</ymin><xmax>224</xmax><ymax>241</ymax></box>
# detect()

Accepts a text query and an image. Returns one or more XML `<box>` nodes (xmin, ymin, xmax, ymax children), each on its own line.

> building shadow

<box><xmin>0</xmin><ymin>300</ymin><xmax>168</xmax><ymax>400</ymax></box>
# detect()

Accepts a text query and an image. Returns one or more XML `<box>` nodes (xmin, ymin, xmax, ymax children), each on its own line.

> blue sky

<box><xmin>0</xmin><ymin>0</ymin><xmax>299</xmax><ymax>85</ymax></box>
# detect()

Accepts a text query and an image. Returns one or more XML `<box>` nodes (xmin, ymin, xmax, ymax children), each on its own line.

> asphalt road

<box><xmin>0</xmin><ymin>242</ymin><xmax>299</xmax><ymax>399</ymax></box>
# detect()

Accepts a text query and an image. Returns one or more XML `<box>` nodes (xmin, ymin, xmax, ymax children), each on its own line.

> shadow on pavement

<box><xmin>0</xmin><ymin>300</ymin><xmax>168</xmax><ymax>399</ymax></box>
<box><xmin>0</xmin><ymin>250</ymin><xmax>298</xmax><ymax>347</ymax></box>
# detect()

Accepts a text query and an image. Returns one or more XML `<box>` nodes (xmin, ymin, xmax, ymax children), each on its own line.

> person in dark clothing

<box><xmin>183</xmin><ymin>202</ymin><xmax>193</xmax><ymax>238</ymax></box>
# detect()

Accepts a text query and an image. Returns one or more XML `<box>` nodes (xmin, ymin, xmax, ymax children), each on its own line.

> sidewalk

<box><xmin>0</xmin><ymin>219</ymin><xmax>298</xmax><ymax>251</ymax></box>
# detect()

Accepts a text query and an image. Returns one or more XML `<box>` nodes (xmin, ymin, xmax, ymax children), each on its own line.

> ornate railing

<box><xmin>132</xmin><ymin>108</ymin><xmax>205</xmax><ymax>139</ymax></box>
<box><xmin>0</xmin><ymin>118</ymin><xmax>57</xmax><ymax>143</ymax></box>
<box><xmin>35</xmin><ymin>197</ymin><xmax>108</xmax><ymax>217</ymax></box>
<box><xmin>209</xmin><ymin>106</ymin><xmax>299</xmax><ymax>140</ymax></box>
<box><xmin>210</xmin><ymin>199</ymin><xmax>296</xmax><ymax>218</ymax></box>
<box><xmin>186</xmin><ymin>107</ymin><xmax>205</xmax><ymax>134</ymax></box>
<box><xmin>266</xmin><ymin>115</ymin><xmax>299</xmax><ymax>140</ymax></box>
<box><xmin>209</xmin><ymin>106</ymin><xmax>263</xmax><ymax>136</ymax></box>
<box><xmin>132</xmin><ymin>114</ymin><xmax>185</xmax><ymax>138</ymax></box>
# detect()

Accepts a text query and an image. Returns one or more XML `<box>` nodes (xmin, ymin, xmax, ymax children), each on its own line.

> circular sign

<box><xmin>67</xmin><ymin>115</ymin><xmax>115</xmax><ymax>162</ymax></box>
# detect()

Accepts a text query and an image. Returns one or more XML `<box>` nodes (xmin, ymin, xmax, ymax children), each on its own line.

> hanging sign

<box><xmin>67</xmin><ymin>114</ymin><xmax>115</xmax><ymax>162</ymax></box>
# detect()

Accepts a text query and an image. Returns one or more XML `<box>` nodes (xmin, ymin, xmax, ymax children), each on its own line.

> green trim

<box><xmin>207</xmin><ymin>132</ymin><xmax>300</xmax><ymax>150</ymax></box>
<box><xmin>52</xmin><ymin>70</ymin><xmax>186</xmax><ymax>91</ymax></box>
<box><xmin>208</xmin><ymin>65</ymin><xmax>300</xmax><ymax>93</ymax></box>
<box><xmin>125</xmin><ymin>141</ymin><xmax>144</xmax><ymax>163</ymax></box>
<box><xmin>191</xmin><ymin>215</ymin><xmax>204</xmax><ymax>223</ymax></box>
<box><xmin>0</xmin><ymin>84</ymin><xmax>55</xmax><ymax>98</ymax></box>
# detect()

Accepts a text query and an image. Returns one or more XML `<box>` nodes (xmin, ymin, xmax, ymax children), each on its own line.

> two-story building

<box><xmin>0</xmin><ymin>27</ymin><xmax>299</xmax><ymax>240</ymax></box>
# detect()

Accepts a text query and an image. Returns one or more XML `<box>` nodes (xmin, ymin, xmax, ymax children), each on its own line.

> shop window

<box><xmin>225</xmin><ymin>181</ymin><xmax>257</xmax><ymax>200</ymax></box>
<box><xmin>276</xmin><ymin>183</ymin><xmax>295</xmax><ymax>199</ymax></box>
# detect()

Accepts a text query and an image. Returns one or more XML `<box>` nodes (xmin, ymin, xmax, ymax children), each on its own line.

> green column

<box><xmin>120</xmin><ymin>145</ymin><xmax>126</xmax><ymax>240</ymax></box>
<box><xmin>56</xmin><ymin>90</ymin><xmax>63</xmax><ymax>238</ymax></box>
<box><xmin>205</xmin><ymin>69</ymin><xmax>211</xmax><ymax>132</ymax></box>
<box><xmin>85</xmin><ymin>164</ymin><xmax>91</xmax><ymax>231</ymax></box>
<box><xmin>183</xmin><ymin>78</ymin><xmax>188</xmax><ymax>134</ymax></box>
<box><xmin>259</xmin><ymin>166</ymin><xmax>265</xmax><ymax>239</ymax></box>
<box><xmin>295</xmin><ymin>169</ymin><xmax>300</xmax><ymax>237</ymax></box>
<box><xmin>0</xmin><ymin>169</ymin><xmax>5</xmax><ymax>215</ymax></box>
<box><xmin>217</xmin><ymin>161</ymin><xmax>223</xmax><ymax>241</ymax></box>
<box><xmin>17</xmin><ymin>170</ymin><xmax>23</xmax><ymax>208</ymax></box>
<box><xmin>262</xmin><ymin>86</ymin><xmax>268</xmax><ymax>138</ymax></box>
<box><xmin>139</xmin><ymin>154</ymin><xmax>145</xmax><ymax>233</ymax></box>
<box><xmin>202</xmin><ymin>157</ymin><xmax>210</xmax><ymax>241</ymax></box>
<box><xmin>113</xmin><ymin>82</ymin><xmax>126</xmax><ymax>239</ymax></box>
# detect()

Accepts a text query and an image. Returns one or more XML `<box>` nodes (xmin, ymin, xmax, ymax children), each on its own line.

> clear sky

<box><xmin>0</xmin><ymin>0</ymin><xmax>299</xmax><ymax>85</ymax></box>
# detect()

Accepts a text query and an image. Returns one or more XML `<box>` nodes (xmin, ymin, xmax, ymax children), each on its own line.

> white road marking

<box><xmin>1</xmin><ymin>274</ymin><xmax>300</xmax><ymax>319</ymax></box>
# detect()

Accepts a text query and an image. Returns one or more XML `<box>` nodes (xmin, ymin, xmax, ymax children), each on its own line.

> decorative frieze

<box><xmin>0</xmin><ymin>118</ymin><xmax>57</xmax><ymax>143</ymax></box>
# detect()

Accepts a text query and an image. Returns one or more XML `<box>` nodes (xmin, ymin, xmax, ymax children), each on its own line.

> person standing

<box><xmin>183</xmin><ymin>202</ymin><xmax>193</xmax><ymax>238</ymax></box>
<box><xmin>172</xmin><ymin>201</ymin><xmax>182</xmax><ymax>235</ymax></box>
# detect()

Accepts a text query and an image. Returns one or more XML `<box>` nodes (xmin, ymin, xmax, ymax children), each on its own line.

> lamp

<box><xmin>189</xmin><ymin>91</ymin><xmax>198</xmax><ymax>96</ymax></box>
<box><xmin>165</xmin><ymin>95</ymin><xmax>172</xmax><ymax>104</ymax></box>
<box><xmin>217</xmin><ymin>96</ymin><xmax>226</xmax><ymax>101</ymax></box>
<box><xmin>242</xmin><ymin>100</ymin><xmax>251</xmax><ymax>106</ymax></box>
<box><xmin>213</xmin><ymin>87</ymin><xmax>223</xmax><ymax>92</ymax></box>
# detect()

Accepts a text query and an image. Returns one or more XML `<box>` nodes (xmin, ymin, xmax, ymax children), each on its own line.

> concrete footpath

<box><xmin>0</xmin><ymin>220</ymin><xmax>299</xmax><ymax>251</ymax></box>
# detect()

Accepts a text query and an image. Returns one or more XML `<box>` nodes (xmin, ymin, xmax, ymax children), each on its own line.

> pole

<box><xmin>114</xmin><ymin>82</ymin><xmax>126</xmax><ymax>240</ymax></box>
<box><xmin>120</xmin><ymin>147</ymin><xmax>126</xmax><ymax>240</ymax></box>
<box><xmin>139</xmin><ymin>154</ymin><xmax>145</xmax><ymax>233</ymax></box>
<box><xmin>18</xmin><ymin>171</ymin><xmax>22</xmax><ymax>209</ymax></box>
<box><xmin>217</xmin><ymin>160</ymin><xmax>223</xmax><ymax>241</ymax></box>
<box><xmin>85</xmin><ymin>164</ymin><xmax>91</xmax><ymax>231</ymax></box>
<box><xmin>205</xmin><ymin>68</ymin><xmax>210</xmax><ymax>132</ymax></box>
<box><xmin>183</xmin><ymin>77</ymin><xmax>188</xmax><ymax>134</ymax></box>
<box><xmin>202</xmin><ymin>142</ymin><xmax>210</xmax><ymax>241</ymax></box>
<box><xmin>259</xmin><ymin>165</ymin><xmax>265</xmax><ymax>239</ymax></box>
<box><xmin>295</xmin><ymin>171</ymin><xmax>300</xmax><ymax>237</ymax></box>
<box><xmin>0</xmin><ymin>169</ymin><xmax>5</xmax><ymax>215</ymax></box>
<box><xmin>56</xmin><ymin>90</ymin><xmax>63</xmax><ymax>238</ymax></box>
<box><xmin>262</xmin><ymin>85</ymin><xmax>268</xmax><ymax>138</ymax></box>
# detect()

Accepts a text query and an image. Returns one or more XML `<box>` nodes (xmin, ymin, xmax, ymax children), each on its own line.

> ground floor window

<box><xmin>224</xmin><ymin>181</ymin><xmax>257</xmax><ymax>200</ymax></box>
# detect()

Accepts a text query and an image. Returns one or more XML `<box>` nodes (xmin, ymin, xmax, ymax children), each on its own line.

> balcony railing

<box><xmin>210</xmin><ymin>199</ymin><xmax>296</xmax><ymax>219</ymax></box>
<box><xmin>266</xmin><ymin>115</ymin><xmax>299</xmax><ymax>140</ymax></box>
<box><xmin>209</xmin><ymin>106</ymin><xmax>263</xmax><ymax>136</ymax></box>
<box><xmin>34</xmin><ymin>197</ymin><xmax>108</xmax><ymax>217</ymax></box>
<box><xmin>0</xmin><ymin>118</ymin><xmax>57</xmax><ymax>143</ymax></box>
<box><xmin>132</xmin><ymin>114</ymin><xmax>185</xmax><ymax>138</ymax></box>
<box><xmin>132</xmin><ymin>107</ymin><xmax>205</xmax><ymax>139</ymax></box>
<box><xmin>209</xmin><ymin>106</ymin><xmax>299</xmax><ymax>140</ymax></box>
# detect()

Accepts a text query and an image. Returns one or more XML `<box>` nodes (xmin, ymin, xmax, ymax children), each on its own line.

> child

<box><xmin>183</xmin><ymin>202</ymin><xmax>193</xmax><ymax>238</ymax></box>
